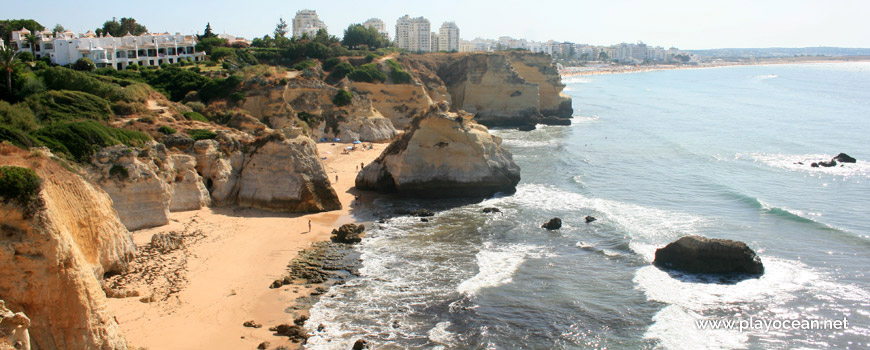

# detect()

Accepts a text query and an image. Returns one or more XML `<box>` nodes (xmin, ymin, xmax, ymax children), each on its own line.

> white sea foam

<box><xmin>456</xmin><ymin>242</ymin><xmax>540</xmax><ymax>296</ymax></box>
<box><xmin>427</xmin><ymin>321</ymin><xmax>458</xmax><ymax>347</ymax></box>
<box><xmin>738</xmin><ymin>152</ymin><xmax>870</xmax><ymax>179</ymax></box>
<box><xmin>636</xmin><ymin>257</ymin><xmax>870</xmax><ymax>349</ymax></box>
<box><xmin>561</xmin><ymin>76</ymin><xmax>593</xmax><ymax>84</ymax></box>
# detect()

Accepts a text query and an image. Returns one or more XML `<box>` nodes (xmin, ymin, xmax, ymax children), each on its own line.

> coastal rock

<box><xmin>257</xmin><ymin>341</ymin><xmax>270</xmax><ymax>349</ymax></box>
<box><xmin>293</xmin><ymin>315</ymin><xmax>308</xmax><ymax>326</ymax></box>
<box><xmin>242</xmin><ymin>320</ymin><xmax>262</xmax><ymax>329</ymax></box>
<box><xmin>192</xmin><ymin>139</ymin><xmax>244</xmax><ymax>205</ymax></box>
<box><xmin>330</xmin><ymin>224</ymin><xmax>365</xmax><ymax>244</ymax></box>
<box><xmin>90</xmin><ymin>144</ymin><xmax>171</xmax><ymax>231</ymax></box>
<box><xmin>832</xmin><ymin>153</ymin><xmax>856</xmax><ymax>163</ymax></box>
<box><xmin>435</xmin><ymin>52</ymin><xmax>573</xmax><ymax>127</ymax></box>
<box><xmin>0</xmin><ymin>300</ymin><xmax>31</xmax><ymax>350</ymax></box>
<box><xmin>237</xmin><ymin>135</ymin><xmax>341</xmax><ymax>212</ymax></box>
<box><xmin>356</xmin><ymin>103</ymin><xmax>521</xmax><ymax>197</ymax></box>
<box><xmin>542</xmin><ymin>218</ymin><xmax>562</xmax><ymax>230</ymax></box>
<box><xmin>482</xmin><ymin>207</ymin><xmax>501</xmax><ymax>214</ymax></box>
<box><xmin>411</xmin><ymin>209</ymin><xmax>435</xmax><ymax>217</ymax></box>
<box><xmin>818</xmin><ymin>160</ymin><xmax>837</xmax><ymax>167</ymax></box>
<box><xmin>0</xmin><ymin>146</ymin><xmax>131</xmax><ymax>350</ymax></box>
<box><xmin>352</xmin><ymin>339</ymin><xmax>369</xmax><ymax>350</ymax></box>
<box><xmin>150</xmin><ymin>233</ymin><xmax>184</xmax><ymax>253</ymax></box>
<box><xmin>165</xmin><ymin>154</ymin><xmax>211</xmax><ymax>212</ymax></box>
<box><xmin>585</xmin><ymin>216</ymin><xmax>597</xmax><ymax>223</ymax></box>
<box><xmin>653</xmin><ymin>236</ymin><xmax>764</xmax><ymax>275</ymax></box>
<box><xmin>350</xmin><ymin>81</ymin><xmax>435</xmax><ymax>130</ymax></box>
<box><xmin>275</xmin><ymin>324</ymin><xmax>307</xmax><ymax>342</ymax></box>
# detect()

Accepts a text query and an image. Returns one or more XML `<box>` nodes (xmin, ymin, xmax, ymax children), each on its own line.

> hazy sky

<box><xmin>6</xmin><ymin>0</ymin><xmax>869</xmax><ymax>49</ymax></box>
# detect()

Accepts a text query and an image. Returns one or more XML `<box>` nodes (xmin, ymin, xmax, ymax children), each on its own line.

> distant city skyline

<box><xmin>4</xmin><ymin>0</ymin><xmax>869</xmax><ymax>50</ymax></box>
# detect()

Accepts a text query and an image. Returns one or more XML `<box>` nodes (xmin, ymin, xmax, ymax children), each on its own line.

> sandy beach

<box><xmin>106</xmin><ymin>142</ymin><xmax>387</xmax><ymax>350</ymax></box>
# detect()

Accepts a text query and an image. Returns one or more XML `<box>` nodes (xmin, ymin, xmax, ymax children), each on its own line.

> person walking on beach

<box><xmin>335</xmin><ymin>175</ymin><xmax>338</xmax><ymax>183</ymax></box>
<box><xmin>308</xmin><ymin>220</ymin><xmax>311</xmax><ymax>232</ymax></box>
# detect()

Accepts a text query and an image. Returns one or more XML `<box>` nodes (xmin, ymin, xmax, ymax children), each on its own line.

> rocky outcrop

<box><xmin>330</xmin><ymin>224</ymin><xmax>364</xmax><ymax>244</ymax></box>
<box><xmin>237</xmin><ymin>135</ymin><xmax>341</xmax><ymax>212</ymax></box>
<box><xmin>166</xmin><ymin>154</ymin><xmax>211</xmax><ymax>212</ymax></box>
<box><xmin>242</xmin><ymin>79</ymin><xmax>397</xmax><ymax>142</ymax></box>
<box><xmin>192</xmin><ymin>138</ymin><xmax>245</xmax><ymax>205</ymax></box>
<box><xmin>833</xmin><ymin>153</ymin><xmax>856</xmax><ymax>163</ymax></box>
<box><xmin>542</xmin><ymin>218</ymin><xmax>562</xmax><ymax>230</ymax></box>
<box><xmin>0</xmin><ymin>300</ymin><xmax>30</xmax><ymax>350</ymax></box>
<box><xmin>356</xmin><ymin>103</ymin><xmax>521</xmax><ymax>197</ymax></box>
<box><xmin>1</xmin><ymin>146</ymin><xmax>130</xmax><ymax>350</ymax></box>
<box><xmin>653</xmin><ymin>236</ymin><xmax>764</xmax><ymax>275</ymax></box>
<box><xmin>432</xmin><ymin>52</ymin><xmax>573</xmax><ymax>127</ymax></box>
<box><xmin>350</xmin><ymin>81</ymin><xmax>435</xmax><ymax>130</ymax></box>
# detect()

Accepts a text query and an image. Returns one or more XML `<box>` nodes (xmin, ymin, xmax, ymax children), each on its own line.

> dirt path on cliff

<box><xmin>107</xmin><ymin>142</ymin><xmax>387</xmax><ymax>350</ymax></box>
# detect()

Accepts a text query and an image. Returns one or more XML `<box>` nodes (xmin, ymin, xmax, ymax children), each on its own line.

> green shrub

<box><xmin>322</xmin><ymin>57</ymin><xmax>340</xmax><ymax>71</ymax></box>
<box><xmin>293</xmin><ymin>60</ymin><xmax>317</xmax><ymax>71</ymax></box>
<box><xmin>137</xmin><ymin>116</ymin><xmax>155</xmax><ymax>124</ymax></box>
<box><xmin>187</xmin><ymin>129</ymin><xmax>217</xmax><ymax>141</ymax></box>
<box><xmin>0</xmin><ymin>166</ymin><xmax>42</xmax><ymax>206</ymax></box>
<box><xmin>198</xmin><ymin>75</ymin><xmax>242</xmax><ymax>102</ymax></box>
<box><xmin>185</xmin><ymin>101</ymin><xmax>206</xmax><ymax>113</ymax></box>
<box><xmin>109</xmin><ymin>165</ymin><xmax>129</xmax><ymax>180</ymax></box>
<box><xmin>183</xmin><ymin>111</ymin><xmax>209</xmax><ymax>122</ymax></box>
<box><xmin>72</xmin><ymin>57</ymin><xmax>96</xmax><ymax>72</ymax></box>
<box><xmin>37</xmin><ymin>66</ymin><xmax>126</xmax><ymax>101</ymax></box>
<box><xmin>17</xmin><ymin>51</ymin><xmax>34</xmax><ymax>62</ymax></box>
<box><xmin>385</xmin><ymin>59</ymin><xmax>412</xmax><ymax>84</ymax></box>
<box><xmin>29</xmin><ymin>121</ymin><xmax>151</xmax><ymax>162</ymax></box>
<box><xmin>229</xmin><ymin>91</ymin><xmax>246</xmax><ymax>103</ymax></box>
<box><xmin>327</xmin><ymin>62</ymin><xmax>354</xmax><ymax>80</ymax></box>
<box><xmin>26</xmin><ymin>90</ymin><xmax>113</xmax><ymax>124</ymax></box>
<box><xmin>297</xmin><ymin>112</ymin><xmax>321</xmax><ymax>126</ymax></box>
<box><xmin>347</xmin><ymin>63</ymin><xmax>386</xmax><ymax>83</ymax></box>
<box><xmin>0</xmin><ymin>101</ymin><xmax>38</xmax><ymax>132</ymax></box>
<box><xmin>0</xmin><ymin>126</ymin><xmax>42</xmax><ymax>148</ymax></box>
<box><xmin>140</xmin><ymin>66</ymin><xmax>210</xmax><ymax>101</ymax></box>
<box><xmin>127</xmin><ymin>63</ymin><xmax>140</xmax><ymax>71</ymax></box>
<box><xmin>112</xmin><ymin>101</ymin><xmax>145</xmax><ymax>116</ymax></box>
<box><xmin>332</xmin><ymin>89</ymin><xmax>353</xmax><ymax>107</ymax></box>
<box><xmin>157</xmin><ymin>125</ymin><xmax>177</xmax><ymax>134</ymax></box>
<box><xmin>365</xmin><ymin>53</ymin><xmax>380</xmax><ymax>63</ymax></box>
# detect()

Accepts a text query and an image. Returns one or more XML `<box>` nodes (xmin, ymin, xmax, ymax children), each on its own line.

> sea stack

<box><xmin>653</xmin><ymin>236</ymin><xmax>764</xmax><ymax>275</ymax></box>
<box><xmin>356</xmin><ymin>102</ymin><xmax>521</xmax><ymax>197</ymax></box>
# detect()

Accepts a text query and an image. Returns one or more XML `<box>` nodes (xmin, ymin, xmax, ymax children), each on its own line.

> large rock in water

<box><xmin>654</xmin><ymin>236</ymin><xmax>764</xmax><ymax>275</ymax></box>
<box><xmin>356</xmin><ymin>103</ymin><xmax>521</xmax><ymax>197</ymax></box>
<box><xmin>832</xmin><ymin>153</ymin><xmax>856</xmax><ymax>163</ymax></box>
<box><xmin>1</xmin><ymin>145</ymin><xmax>131</xmax><ymax>350</ymax></box>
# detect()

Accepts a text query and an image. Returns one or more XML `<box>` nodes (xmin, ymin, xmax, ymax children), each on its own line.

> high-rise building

<box><xmin>438</xmin><ymin>22</ymin><xmax>460</xmax><ymax>52</ymax></box>
<box><xmin>395</xmin><ymin>15</ymin><xmax>431</xmax><ymax>52</ymax></box>
<box><xmin>292</xmin><ymin>9</ymin><xmax>327</xmax><ymax>38</ymax></box>
<box><xmin>430</xmin><ymin>32</ymin><xmax>440</xmax><ymax>51</ymax></box>
<box><xmin>363</xmin><ymin>18</ymin><xmax>388</xmax><ymax>40</ymax></box>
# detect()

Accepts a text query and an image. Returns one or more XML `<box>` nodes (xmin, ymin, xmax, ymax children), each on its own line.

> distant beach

<box><xmin>560</xmin><ymin>55</ymin><xmax>870</xmax><ymax>77</ymax></box>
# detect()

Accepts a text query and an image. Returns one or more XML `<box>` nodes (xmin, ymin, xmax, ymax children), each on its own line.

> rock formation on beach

<box><xmin>1</xmin><ymin>146</ymin><xmax>131</xmax><ymax>350</ymax></box>
<box><xmin>653</xmin><ymin>236</ymin><xmax>764</xmax><ymax>275</ymax></box>
<box><xmin>356</xmin><ymin>102</ymin><xmax>521</xmax><ymax>197</ymax></box>
<box><xmin>0</xmin><ymin>300</ymin><xmax>31</xmax><ymax>350</ymax></box>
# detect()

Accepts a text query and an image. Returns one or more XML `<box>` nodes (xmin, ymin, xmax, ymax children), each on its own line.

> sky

<box><xmin>5</xmin><ymin>0</ymin><xmax>870</xmax><ymax>50</ymax></box>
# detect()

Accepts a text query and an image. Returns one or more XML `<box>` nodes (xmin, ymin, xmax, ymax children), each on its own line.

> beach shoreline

<box><xmin>559</xmin><ymin>56</ymin><xmax>870</xmax><ymax>77</ymax></box>
<box><xmin>106</xmin><ymin>142</ymin><xmax>387</xmax><ymax>350</ymax></box>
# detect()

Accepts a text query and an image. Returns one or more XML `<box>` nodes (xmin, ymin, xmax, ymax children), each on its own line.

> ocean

<box><xmin>306</xmin><ymin>63</ymin><xmax>870</xmax><ymax>349</ymax></box>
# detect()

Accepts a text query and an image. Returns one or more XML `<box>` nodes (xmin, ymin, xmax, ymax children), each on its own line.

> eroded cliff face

<box><xmin>237</xmin><ymin>136</ymin><xmax>340</xmax><ymax>212</ymax></box>
<box><xmin>356</xmin><ymin>103</ymin><xmax>521</xmax><ymax>197</ymax></box>
<box><xmin>408</xmin><ymin>52</ymin><xmax>573</xmax><ymax>127</ymax></box>
<box><xmin>0</xmin><ymin>146</ymin><xmax>131</xmax><ymax>350</ymax></box>
<box><xmin>242</xmin><ymin>79</ymin><xmax>398</xmax><ymax>142</ymax></box>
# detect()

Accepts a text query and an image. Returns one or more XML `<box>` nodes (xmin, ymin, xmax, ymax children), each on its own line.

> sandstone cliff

<box><xmin>1</xmin><ymin>300</ymin><xmax>30</xmax><ymax>350</ymax></box>
<box><xmin>242</xmin><ymin>78</ymin><xmax>397</xmax><ymax>142</ymax></box>
<box><xmin>356</xmin><ymin>102</ymin><xmax>521</xmax><ymax>197</ymax></box>
<box><xmin>410</xmin><ymin>52</ymin><xmax>573</xmax><ymax>127</ymax></box>
<box><xmin>1</xmin><ymin>146</ymin><xmax>131</xmax><ymax>349</ymax></box>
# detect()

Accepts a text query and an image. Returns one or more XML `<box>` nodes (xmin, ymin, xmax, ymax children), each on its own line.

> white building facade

<box><xmin>293</xmin><ymin>9</ymin><xmax>327</xmax><ymax>38</ymax></box>
<box><xmin>438</xmin><ymin>22</ymin><xmax>460</xmax><ymax>52</ymax></box>
<box><xmin>10</xmin><ymin>28</ymin><xmax>206</xmax><ymax>69</ymax></box>
<box><xmin>395</xmin><ymin>15</ymin><xmax>431</xmax><ymax>52</ymax></box>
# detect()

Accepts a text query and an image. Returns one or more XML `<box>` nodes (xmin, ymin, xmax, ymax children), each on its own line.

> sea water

<box><xmin>306</xmin><ymin>63</ymin><xmax>870</xmax><ymax>349</ymax></box>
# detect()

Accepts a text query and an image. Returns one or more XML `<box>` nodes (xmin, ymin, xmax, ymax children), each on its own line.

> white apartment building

<box><xmin>395</xmin><ymin>15</ymin><xmax>430</xmax><ymax>52</ymax></box>
<box><xmin>363</xmin><ymin>18</ymin><xmax>389</xmax><ymax>40</ymax></box>
<box><xmin>430</xmin><ymin>32</ymin><xmax>439</xmax><ymax>51</ymax></box>
<box><xmin>293</xmin><ymin>9</ymin><xmax>327</xmax><ymax>38</ymax></box>
<box><xmin>438</xmin><ymin>22</ymin><xmax>460</xmax><ymax>52</ymax></box>
<box><xmin>9</xmin><ymin>28</ymin><xmax>205</xmax><ymax>69</ymax></box>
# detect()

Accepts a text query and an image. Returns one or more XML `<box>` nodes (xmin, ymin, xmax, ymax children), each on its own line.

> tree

<box><xmin>274</xmin><ymin>18</ymin><xmax>288</xmax><ymax>38</ymax></box>
<box><xmin>341</xmin><ymin>24</ymin><xmax>389</xmax><ymax>49</ymax></box>
<box><xmin>24</xmin><ymin>34</ymin><xmax>39</xmax><ymax>56</ymax></box>
<box><xmin>199</xmin><ymin>22</ymin><xmax>217</xmax><ymax>40</ymax></box>
<box><xmin>209</xmin><ymin>47</ymin><xmax>234</xmax><ymax>62</ymax></box>
<box><xmin>96</xmin><ymin>17</ymin><xmax>147</xmax><ymax>37</ymax></box>
<box><xmin>598</xmin><ymin>51</ymin><xmax>608</xmax><ymax>61</ymax></box>
<box><xmin>52</xmin><ymin>24</ymin><xmax>65</xmax><ymax>33</ymax></box>
<box><xmin>1</xmin><ymin>46</ymin><xmax>19</xmax><ymax>94</ymax></box>
<box><xmin>313</xmin><ymin>29</ymin><xmax>338</xmax><ymax>46</ymax></box>
<box><xmin>580</xmin><ymin>53</ymin><xmax>590</xmax><ymax>61</ymax></box>
<box><xmin>0</xmin><ymin>19</ymin><xmax>44</xmax><ymax>46</ymax></box>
